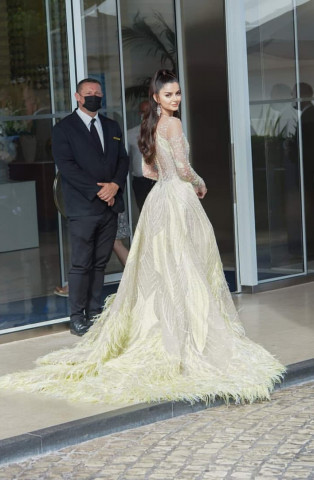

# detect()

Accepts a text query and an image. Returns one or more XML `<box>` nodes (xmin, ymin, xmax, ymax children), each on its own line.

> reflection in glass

<box><xmin>296</xmin><ymin>1</ymin><xmax>314</xmax><ymax>271</ymax></box>
<box><xmin>180</xmin><ymin>0</ymin><xmax>235</xmax><ymax>286</ymax></box>
<box><xmin>0</xmin><ymin>0</ymin><xmax>71</xmax><ymax>329</ymax></box>
<box><xmin>251</xmin><ymin>101</ymin><xmax>303</xmax><ymax>279</ymax></box>
<box><xmin>81</xmin><ymin>0</ymin><xmax>130</xmax><ymax>275</ymax></box>
<box><xmin>245</xmin><ymin>1</ymin><xmax>305</xmax><ymax>280</ymax></box>
<box><xmin>120</xmin><ymin>0</ymin><xmax>177</xmax><ymax>231</ymax></box>
<box><xmin>48</xmin><ymin>0</ymin><xmax>71</xmax><ymax>112</ymax></box>
<box><xmin>296</xmin><ymin>0</ymin><xmax>314</xmax><ymax>87</ymax></box>
<box><xmin>298</xmin><ymin>83</ymin><xmax>314</xmax><ymax>269</ymax></box>
<box><xmin>82</xmin><ymin>0</ymin><xmax>123</xmax><ymax>123</ymax></box>
<box><xmin>246</xmin><ymin>0</ymin><xmax>296</xmax><ymax>102</ymax></box>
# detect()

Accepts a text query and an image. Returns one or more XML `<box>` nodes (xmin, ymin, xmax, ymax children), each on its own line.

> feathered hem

<box><xmin>0</xmin><ymin>294</ymin><xmax>285</xmax><ymax>406</ymax></box>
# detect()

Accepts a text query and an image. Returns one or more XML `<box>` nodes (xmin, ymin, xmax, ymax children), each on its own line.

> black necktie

<box><xmin>90</xmin><ymin>118</ymin><xmax>103</xmax><ymax>153</ymax></box>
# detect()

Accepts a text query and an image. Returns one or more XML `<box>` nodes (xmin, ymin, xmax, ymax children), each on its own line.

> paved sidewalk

<box><xmin>1</xmin><ymin>382</ymin><xmax>313</xmax><ymax>480</ymax></box>
<box><xmin>1</xmin><ymin>281</ymin><xmax>314</xmax><ymax>444</ymax></box>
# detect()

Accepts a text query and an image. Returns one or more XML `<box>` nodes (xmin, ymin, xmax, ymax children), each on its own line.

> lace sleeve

<box><xmin>167</xmin><ymin>118</ymin><xmax>205</xmax><ymax>187</ymax></box>
<box><xmin>142</xmin><ymin>157</ymin><xmax>158</xmax><ymax>180</ymax></box>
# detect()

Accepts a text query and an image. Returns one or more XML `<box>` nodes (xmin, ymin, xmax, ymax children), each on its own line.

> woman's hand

<box><xmin>194</xmin><ymin>184</ymin><xmax>207</xmax><ymax>199</ymax></box>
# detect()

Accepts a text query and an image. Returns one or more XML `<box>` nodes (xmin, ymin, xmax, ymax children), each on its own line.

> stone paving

<box><xmin>1</xmin><ymin>382</ymin><xmax>314</xmax><ymax>480</ymax></box>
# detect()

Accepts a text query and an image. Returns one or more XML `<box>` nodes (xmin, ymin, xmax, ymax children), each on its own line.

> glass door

<box><xmin>180</xmin><ymin>0</ymin><xmax>238</xmax><ymax>291</ymax></box>
<box><xmin>245</xmin><ymin>0</ymin><xmax>305</xmax><ymax>282</ymax></box>
<box><xmin>74</xmin><ymin>0</ymin><xmax>179</xmax><ymax>282</ymax></box>
<box><xmin>74</xmin><ymin>0</ymin><xmax>130</xmax><ymax>284</ymax></box>
<box><xmin>72</xmin><ymin>0</ymin><xmax>238</xmax><ymax>293</ymax></box>
<box><xmin>296</xmin><ymin>0</ymin><xmax>314</xmax><ymax>273</ymax></box>
<box><xmin>245</xmin><ymin>0</ymin><xmax>314</xmax><ymax>283</ymax></box>
<box><xmin>119</xmin><ymin>0</ymin><xmax>178</xmax><ymax>233</ymax></box>
<box><xmin>0</xmin><ymin>0</ymin><xmax>72</xmax><ymax>332</ymax></box>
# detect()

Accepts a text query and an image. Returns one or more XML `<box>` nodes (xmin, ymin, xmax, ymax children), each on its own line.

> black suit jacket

<box><xmin>52</xmin><ymin>110</ymin><xmax>129</xmax><ymax>216</ymax></box>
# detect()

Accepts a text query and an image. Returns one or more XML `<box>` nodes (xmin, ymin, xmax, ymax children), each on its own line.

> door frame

<box><xmin>65</xmin><ymin>0</ymin><xmax>241</xmax><ymax>291</ymax></box>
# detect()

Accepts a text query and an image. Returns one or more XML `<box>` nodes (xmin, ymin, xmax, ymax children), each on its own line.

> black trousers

<box><xmin>132</xmin><ymin>176</ymin><xmax>156</xmax><ymax>212</ymax></box>
<box><xmin>67</xmin><ymin>210</ymin><xmax>118</xmax><ymax>323</ymax></box>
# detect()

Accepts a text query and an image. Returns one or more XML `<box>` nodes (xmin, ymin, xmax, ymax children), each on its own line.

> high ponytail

<box><xmin>138</xmin><ymin>69</ymin><xmax>179</xmax><ymax>165</ymax></box>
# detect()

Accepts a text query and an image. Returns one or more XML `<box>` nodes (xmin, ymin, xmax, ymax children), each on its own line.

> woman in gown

<box><xmin>0</xmin><ymin>70</ymin><xmax>285</xmax><ymax>405</ymax></box>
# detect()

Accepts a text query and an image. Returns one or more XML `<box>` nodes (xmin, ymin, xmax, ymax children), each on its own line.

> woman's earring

<box><xmin>157</xmin><ymin>104</ymin><xmax>161</xmax><ymax>117</ymax></box>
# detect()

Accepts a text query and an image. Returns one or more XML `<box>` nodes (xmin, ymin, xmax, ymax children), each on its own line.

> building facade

<box><xmin>1</xmin><ymin>0</ymin><xmax>314</xmax><ymax>333</ymax></box>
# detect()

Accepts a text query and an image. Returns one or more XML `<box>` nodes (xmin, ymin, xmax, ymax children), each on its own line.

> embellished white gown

<box><xmin>0</xmin><ymin>116</ymin><xmax>285</xmax><ymax>404</ymax></box>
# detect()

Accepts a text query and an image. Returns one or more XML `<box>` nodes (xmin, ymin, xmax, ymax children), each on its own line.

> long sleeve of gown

<box><xmin>142</xmin><ymin>157</ymin><xmax>159</xmax><ymax>181</ymax></box>
<box><xmin>167</xmin><ymin>117</ymin><xmax>205</xmax><ymax>188</ymax></box>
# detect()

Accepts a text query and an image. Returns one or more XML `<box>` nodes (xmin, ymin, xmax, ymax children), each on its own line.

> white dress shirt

<box><xmin>76</xmin><ymin>108</ymin><xmax>104</xmax><ymax>151</ymax></box>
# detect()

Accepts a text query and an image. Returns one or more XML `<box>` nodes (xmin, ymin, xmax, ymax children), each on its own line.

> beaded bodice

<box><xmin>142</xmin><ymin>116</ymin><xmax>205</xmax><ymax>188</ymax></box>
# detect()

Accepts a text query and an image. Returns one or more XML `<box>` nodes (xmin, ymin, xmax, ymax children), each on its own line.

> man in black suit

<box><xmin>52</xmin><ymin>78</ymin><xmax>129</xmax><ymax>336</ymax></box>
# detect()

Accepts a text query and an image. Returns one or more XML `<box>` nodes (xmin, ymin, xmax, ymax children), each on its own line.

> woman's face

<box><xmin>154</xmin><ymin>82</ymin><xmax>181</xmax><ymax>116</ymax></box>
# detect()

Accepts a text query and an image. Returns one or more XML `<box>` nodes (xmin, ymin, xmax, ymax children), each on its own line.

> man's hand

<box><xmin>107</xmin><ymin>197</ymin><xmax>115</xmax><ymax>207</ymax></box>
<box><xmin>97</xmin><ymin>182</ymin><xmax>119</xmax><ymax>202</ymax></box>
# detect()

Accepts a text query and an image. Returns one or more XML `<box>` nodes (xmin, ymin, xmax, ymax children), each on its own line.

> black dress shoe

<box><xmin>70</xmin><ymin>319</ymin><xmax>89</xmax><ymax>336</ymax></box>
<box><xmin>85</xmin><ymin>311</ymin><xmax>101</xmax><ymax>328</ymax></box>
<box><xmin>85</xmin><ymin>319</ymin><xmax>94</xmax><ymax>328</ymax></box>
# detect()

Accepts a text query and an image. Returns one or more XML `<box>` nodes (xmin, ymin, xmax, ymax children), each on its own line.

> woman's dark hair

<box><xmin>138</xmin><ymin>69</ymin><xmax>179</xmax><ymax>165</ymax></box>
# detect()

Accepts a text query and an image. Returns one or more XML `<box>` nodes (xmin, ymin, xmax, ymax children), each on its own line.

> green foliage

<box><xmin>122</xmin><ymin>12</ymin><xmax>177</xmax><ymax>102</ymax></box>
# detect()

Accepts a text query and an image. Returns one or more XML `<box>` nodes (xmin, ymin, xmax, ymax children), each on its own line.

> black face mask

<box><xmin>82</xmin><ymin>95</ymin><xmax>102</xmax><ymax>112</ymax></box>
